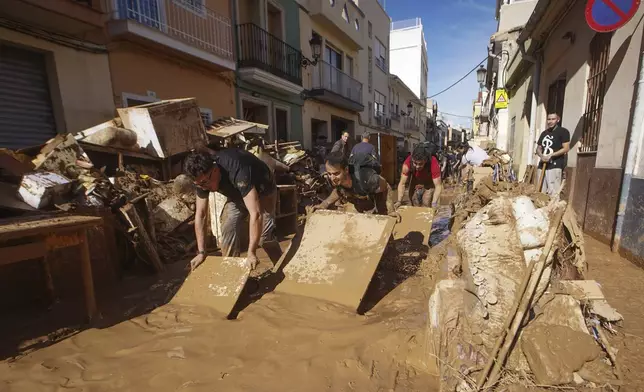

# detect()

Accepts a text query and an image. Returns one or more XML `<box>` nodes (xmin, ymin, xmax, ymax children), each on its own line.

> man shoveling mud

<box><xmin>312</xmin><ymin>151</ymin><xmax>392</xmax><ymax>215</ymax></box>
<box><xmin>394</xmin><ymin>144</ymin><xmax>443</xmax><ymax>211</ymax></box>
<box><xmin>184</xmin><ymin>149</ymin><xmax>279</xmax><ymax>271</ymax></box>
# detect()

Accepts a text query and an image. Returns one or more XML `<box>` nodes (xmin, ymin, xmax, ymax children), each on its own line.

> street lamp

<box><xmin>476</xmin><ymin>65</ymin><xmax>487</xmax><ymax>87</ymax></box>
<box><xmin>301</xmin><ymin>34</ymin><xmax>322</xmax><ymax>68</ymax></box>
<box><xmin>406</xmin><ymin>102</ymin><xmax>413</xmax><ymax>115</ymax></box>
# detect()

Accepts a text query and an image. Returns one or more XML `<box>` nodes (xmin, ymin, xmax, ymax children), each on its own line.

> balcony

<box><xmin>308</xmin><ymin>60</ymin><xmax>363</xmax><ymax>112</ymax></box>
<box><xmin>107</xmin><ymin>0</ymin><xmax>235</xmax><ymax>71</ymax></box>
<box><xmin>375</xmin><ymin>113</ymin><xmax>391</xmax><ymax>128</ymax></box>
<box><xmin>304</xmin><ymin>0</ymin><xmax>364</xmax><ymax>50</ymax></box>
<box><xmin>403</xmin><ymin>117</ymin><xmax>420</xmax><ymax>132</ymax></box>
<box><xmin>237</xmin><ymin>23</ymin><xmax>304</xmax><ymax>96</ymax></box>
<box><xmin>0</xmin><ymin>0</ymin><xmax>105</xmax><ymax>43</ymax></box>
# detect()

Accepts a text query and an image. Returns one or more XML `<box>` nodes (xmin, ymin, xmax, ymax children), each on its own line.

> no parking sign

<box><xmin>586</xmin><ymin>0</ymin><xmax>641</xmax><ymax>32</ymax></box>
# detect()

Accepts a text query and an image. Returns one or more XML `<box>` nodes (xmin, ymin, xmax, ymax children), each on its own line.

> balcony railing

<box><xmin>311</xmin><ymin>60</ymin><xmax>363</xmax><ymax>105</ymax></box>
<box><xmin>237</xmin><ymin>23</ymin><xmax>302</xmax><ymax>85</ymax></box>
<box><xmin>109</xmin><ymin>0</ymin><xmax>234</xmax><ymax>60</ymax></box>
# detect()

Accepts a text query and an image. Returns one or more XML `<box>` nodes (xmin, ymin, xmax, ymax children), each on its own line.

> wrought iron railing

<box><xmin>311</xmin><ymin>60</ymin><xmax>363</xmax><ymax>105</ymax></box>
<box><xmin>237</xmin><ymin>23</ymin><xmax>302</xmax><ymax>85</ymax></box>
<box><xmin>404</xmin><ymin>117</ymin><xmax>419</xmax><ymax>132</ymax></box>
<box><xmin>109</xmin><ymin>0</ymin><xmax>234</xmax><ymax>60</ymax></box>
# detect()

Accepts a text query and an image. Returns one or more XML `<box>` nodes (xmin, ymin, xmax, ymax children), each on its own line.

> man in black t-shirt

<box><xmin>184</xmin><ymin>149</ymin><xmax>277</xmax><ymax>271</ymax></box>
<box><xmin>312</xmin><ymin>151</ymin><xmax>391</xmax><ymax>215</ymax></box>
<box><xmin>536</xmin><ymin>113</ymin><xmax>570</xmax><ymax>197</ymax></box>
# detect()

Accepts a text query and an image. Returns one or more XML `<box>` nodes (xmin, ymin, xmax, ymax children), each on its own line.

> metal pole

<box><xmin>613</xmin><ymin>42</ymin><xmax>644</xmax><ymax>252</ymax></box>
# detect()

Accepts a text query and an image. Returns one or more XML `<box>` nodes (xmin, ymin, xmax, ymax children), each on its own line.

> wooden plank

<box><xmin>171</xmin><ymin>256</ymin><xmax>251</xmax><ymax>318</ymax></box>
<box><xmin>79</xmin><ymin>229</ymin><xmax>98</xmax><ymax>322</ymax></box>
<box><xmin>0</xmin><ymin>242</ymin><xmax>46</xmax><ymax>265</ymax></box>
<box><xmin>278</xmin><ymin>210</ymin><xmax>396</xmax><ymax>311</ymax></box>
<box><xmin>120</xmin><ymin>204</ymin><xmax>165</xmax><ymax>273</ymax></box>
<box><xmin>79</xmin><ymin>142</ymin><xmax>163</xmax><ymax>161</ymax></box>
<box><xmin>0</xmin><ymin>215</ymin><xmax>102</xmax><ymax>241</ymax></box>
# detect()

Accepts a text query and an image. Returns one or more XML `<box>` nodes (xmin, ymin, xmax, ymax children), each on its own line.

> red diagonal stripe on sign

<box><xmin>601</xmin><ymin>0</ymin><xmax>629</xmax><ymax>18</ymax></box>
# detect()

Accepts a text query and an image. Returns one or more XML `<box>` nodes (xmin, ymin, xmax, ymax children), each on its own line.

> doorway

<box><xmin>274</xmin><ymin>107</ymin><xmax>288</xmax><ymax>142</ymax></box>
<box><xmin>331</xmin><ymin>116</ymin><xmax>353</xmax><ymax>141</ymax></box>
<box><xmin>242</xmin><ymin>99</ymin><xmax>270</xmax><ymax>138</ymax></box>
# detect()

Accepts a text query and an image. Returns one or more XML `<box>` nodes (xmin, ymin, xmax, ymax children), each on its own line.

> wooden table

<box><xmin>0</xmin><ymin>215</ymin><xmax>103</xmax><ymax>322</ymax></box>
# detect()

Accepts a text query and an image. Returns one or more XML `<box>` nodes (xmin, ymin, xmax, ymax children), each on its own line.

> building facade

<box><xmin>505</xmin><ymin>0</ymin><xmax>644</xmax><ymax>265</ymax></box>
<box><xmin>0</xmin><ymin>0</ymin><xmax>116</xmax><ymax>148</ymax></box>
<box><xmin>480</xmin><ymin>0</ymin><xmax>537</xmax><ymax>153</ymax></box>
<box><xmin>106</xmin><ymin>0</ymin><xmax>236</xmax><ymax>122</ymax></box>
<box><xmin>389</xmin><ymin>18</ymin><xmax>428</xmax><ymax>103</ymax></box>
<box><xmin>390</xmin><ymin>75</ymin><xmax>423</xmax><ymax>153</ymax></box>
<box><xmin>234</xmin><ymin>0</ymin><xmax>304</xmax><ymax>142</ymax></box>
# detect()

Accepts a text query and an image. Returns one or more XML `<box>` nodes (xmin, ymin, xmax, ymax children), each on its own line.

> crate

<box><xmin>117</xmin><ymin>98</ymin><xmax>208</xmax><ymax>158</ymax></box>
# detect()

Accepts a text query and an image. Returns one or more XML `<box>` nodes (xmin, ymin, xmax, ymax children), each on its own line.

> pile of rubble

<box><xmin>431</xmin><ymin>177</ymin><xmax>622</xmax><ymax>390</ymax></box>
<box><xmin>0</xmin><ymin>98</ymin><xmax>332</xmax><ymax>274</ymax></box>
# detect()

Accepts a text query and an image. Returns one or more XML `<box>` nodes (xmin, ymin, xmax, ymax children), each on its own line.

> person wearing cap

<box><xmin>183</xmin><ymin>149</ymin><xmax>277</xmax><ymax>271</ymax></box>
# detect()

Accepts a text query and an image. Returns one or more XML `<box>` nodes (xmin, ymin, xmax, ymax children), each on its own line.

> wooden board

<box><xmin>277</xmin><ymin>210</ymin><xmax>396</xmax><ymax>311</ymax></box>
<box><xmin>392</xmin><ymin>206</ymin><xmax>434</xmax><ymax>245</ymax></box>
<box><xmin>0</xmin><ymin>215</ymin><xmax>101</xmax><ymax>241</ymax></box>
<box><xmin>171</xmin><ymin>256</ymin><xmax>250</xmax><ymax>318</ymax></box>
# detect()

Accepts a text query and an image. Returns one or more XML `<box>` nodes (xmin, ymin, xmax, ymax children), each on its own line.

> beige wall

<box><xmin>537</xmin><ymin>0</ymin><xmax>644</xmax><ymax>170</ymax></box>
<box><xmin>299</xmin><ymin>8</ymin><xmax>365</xmax><ymax>148</ymax></box>
<box><xmin>507</xmin><ymin>71</ymin><xmax>532</xmax><ymax>177</ymax></box>
<box><xmin>303</xmin><ymin>100</ymin><xmax>358</xmax><ymax>148</ymax></box>
<box><xmin>108</xmin><ymin>43</ymin><xmax>235</xmax><ymax>117</ymax></box>
<box><xmin>498</xmin><ymin>0</ymin><xmax>537</xmax><ymax>33</ymax></box>
<box><xmin>0</xmin><ymin>26</ymin><xmax>115</xmax><ymax>134</ymax></box>
<box><xmin>358</xmin><ymin>0</ymin><xmax>390</xmax><ymax>127</ymax></box>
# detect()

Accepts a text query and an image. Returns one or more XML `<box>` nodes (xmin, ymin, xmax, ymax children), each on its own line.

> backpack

<box><xmin>347</xmin><ymin>151</ymin><xmax>381</xmax><ymax>195</ymax></box>
<box><xmin>413</xmin><ymin>141</ymin><xmax>440</xmax><ymax>160</ymax></box>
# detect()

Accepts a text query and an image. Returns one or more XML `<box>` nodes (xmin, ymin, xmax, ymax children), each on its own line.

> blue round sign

<box><xmin>586</xmin><ymin>0</ymin><xmax>641</xmax><ymax>32</ymax></box>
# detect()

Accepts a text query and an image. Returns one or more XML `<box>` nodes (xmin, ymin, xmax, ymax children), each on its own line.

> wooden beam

<box><xmin>0</xmin><ymin>242</ymin><xmax>47</xmax><ymax>265</ymax></box>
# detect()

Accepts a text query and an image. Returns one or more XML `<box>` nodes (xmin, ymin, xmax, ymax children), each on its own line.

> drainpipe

<box><xmin>613</xmin><ymin>43</ymin><xmax>644</xmax><ymax>252</ymax></box>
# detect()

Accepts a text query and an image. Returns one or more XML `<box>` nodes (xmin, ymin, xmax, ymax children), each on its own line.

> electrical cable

<box><xmin>428</xmin><ymin>57</ymin><xmax>488</xmax><ymax>99</ymax></box>
<box><xmin>439</xmin><ymin>111</ymin><xmax>474</xmax><ymax>119</ymax></box>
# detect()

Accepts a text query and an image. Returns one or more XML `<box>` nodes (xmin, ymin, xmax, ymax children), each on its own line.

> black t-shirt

<box><xmin>537</xmin><ymin>126</ymin><xmax>570</xmax><ymax>170</ymax></box>
<box><xmin>195</xmin><ymin>149</ymin><xmax>274</xmax><ymax>200</ymax></box>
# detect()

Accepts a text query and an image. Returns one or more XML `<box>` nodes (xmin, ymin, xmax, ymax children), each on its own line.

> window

<box><xmin>368</xmin><ymin>46</ymin><xmax>373</xmax><ymax>93</ymax></box>
<box><xmin>374</xmin><ymin>90</ymin><xmax>386</xmax><ymax>116</ymax></box>
<box><xmin>325</xmin><ymin>44</ymin><xmax>342</xmax><ymax>70</ymax></box>
<box><xmin>374</xmin><ymin>38</ymin><xmax>387</xmax><ymax>71</ymax></box>
<box><xmin>547</xmin><ymin>74</ymin><xmax>566</xmax><ymax>124</ymax></box>
<box><xmin>200</xmin><ymin>108</ymin><xmax>213</xmax><ymax>127</ymax></box>
<box><xmin>173</xmin><ymin>0</ymin><xmax>206</xmax><ymax>17</ymax></box>
<box><xmin>368</xmin><ymin>21</ymin><xmax>372</xmax><ymax>38</ymax></box>
<box><xmin>581</xmin><ymin>33</ymin><xmax>611</xmax><ymax>153</ymax></box>
<box><xmin>274</xmin><ymin>107</ymin><xmax>289</xmax><ymax>141</ymax></box>
<box><xmin>346</xmin><ymin>55</ymin><xmax>353</xmax><ymax>77</ymax></box>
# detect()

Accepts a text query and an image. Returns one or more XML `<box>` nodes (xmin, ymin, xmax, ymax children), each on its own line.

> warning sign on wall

<box><xmin>495</xmin><ymin>89</ymin><xmax>509</xmax><ymax>109</ymax></box>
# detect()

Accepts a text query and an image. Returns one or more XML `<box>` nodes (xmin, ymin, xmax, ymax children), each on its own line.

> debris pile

<box><xmin>430</xmin><ymin>177</ymin><xmax>622</xmax><ymax>390</ymax></box>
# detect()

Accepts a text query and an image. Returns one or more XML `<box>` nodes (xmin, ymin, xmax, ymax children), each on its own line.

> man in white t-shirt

<box><xmin>458</xmin><ymin>142</ymin><xmax>490</xmax><ymax>191</ymax></box>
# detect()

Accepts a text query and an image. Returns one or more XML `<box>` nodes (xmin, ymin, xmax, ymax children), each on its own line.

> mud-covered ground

<box><xmin>0</xmin><ymin>196</ymin><xmax>641</xmax><ymax>391</ymax></box>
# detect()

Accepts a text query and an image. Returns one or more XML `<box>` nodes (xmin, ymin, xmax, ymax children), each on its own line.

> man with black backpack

<box><xmin>394</xmin><ymin>142</ymin><xmax>443</xmax><ymax>211</ymax></box>
<box><xmin>311</xmin><ymin>150</ymin><xmax>391</xmax><ymax>215</ymax></box>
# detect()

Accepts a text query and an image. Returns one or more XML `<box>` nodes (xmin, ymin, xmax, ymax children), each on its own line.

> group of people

<box><xmin>183</xmin><ymin>112</ymin><xmax>570</xmax><ymax>272</ymax></box>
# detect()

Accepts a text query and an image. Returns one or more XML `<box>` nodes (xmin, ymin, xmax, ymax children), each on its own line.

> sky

<box><xmin>383</xmin><ymin>0</ymin><xmax>498</xmax><ymax>128</ymax></box>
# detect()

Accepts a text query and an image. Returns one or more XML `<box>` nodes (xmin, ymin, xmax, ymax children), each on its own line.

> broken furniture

<box><xmin>0</xmin><ymin>215</ymin><xmax>103</xmax><ymax>322</ymax></box>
